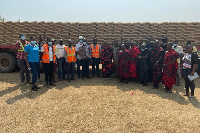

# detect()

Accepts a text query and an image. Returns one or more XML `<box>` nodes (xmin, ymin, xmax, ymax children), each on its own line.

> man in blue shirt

<box><xmin>24</xmin><ymin>36</ymin><xmax>40</xmax><ymax>91</ymax></box>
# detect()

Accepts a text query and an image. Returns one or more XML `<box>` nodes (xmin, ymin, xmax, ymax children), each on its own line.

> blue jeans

<box><xmin>29</xmin><ymin>62</ymin><xmax>40</xmax><ymax>84</ymax></box>
<box><xmin>57</xmin><ymin>58</ymin><xmax>66</xmax><ymax>79</ymax></box>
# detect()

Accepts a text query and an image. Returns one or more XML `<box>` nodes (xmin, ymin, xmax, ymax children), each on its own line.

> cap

<box><xmin>79</xmin><ymin>36</ymin><xmax>83</xmax><ymax>40</ymax></box>
<box><xmin>83</xmin><ymin>38</ymin><xmax>87</xmax><ymax>42</ymax></box>
<box><xmin>47</xmin><ymin>38</ymin><xmax>52</xmax><ymax>42</ymax></box>
<box><xmin>52</xmin><ymin>39</ymin><xmax>56</xmax><ymax>42</ymax></box>
<box><xmin>19</xmin><ymin>34</ymin><xmax>25</xmax><ymax>38</ymax></box>
<box><xmin>141</xmin><ymin>43</ymin><xmax>146</xmax><ymax>46</ymax></box>
<box><xmin>59</xmin><ymin>39</ymin><xmax>63</xmax><ymax>44</ymax></box>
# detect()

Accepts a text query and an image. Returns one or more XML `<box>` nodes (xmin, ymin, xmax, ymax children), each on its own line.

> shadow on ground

<box><xmin>0</xmin><ymin>71</ymin><xmax>200</xmax><ymax>109</ymax></box>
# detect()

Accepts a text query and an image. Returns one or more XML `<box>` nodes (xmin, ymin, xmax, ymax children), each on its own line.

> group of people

<box><xmin>14</xmin><ymin>34</ymin><xmax>199</xmax><ymax>98</ymax></box>
<box><xmin>115</xmin><ymin>37</ymin><xmax>198</xmax><ymax>97</ymax></box>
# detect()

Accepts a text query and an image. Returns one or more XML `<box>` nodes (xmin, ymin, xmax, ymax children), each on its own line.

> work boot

<box><xmin>35</xmin><ymin>85</ymin><xmax>40</xmax><ymax>89</ymax></box>
<box><xmin>31</xmin><ymin>86</ymin><xmax>38</xmax><ymax>91</ymax></box>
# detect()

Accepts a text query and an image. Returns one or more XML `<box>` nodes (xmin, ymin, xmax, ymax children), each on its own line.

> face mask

<box><xmin>48</xmin><ymin>42</ymin><xmax>52</xmax><ymax>46</ymax></box>
<box><xmin>173</xmin><ymin>44</ymin><xmax>177</xmax><ymax>47</ymax></box>
<box><xmin>21</xmin><ymin>36</ymin><xmax>25</xmax><ymax>40</ymax></box>
<box><xmin>83</xmin><ymin>42</ymin><xmax>86</xmax><ymax>45</ymax></box>
<box><xmin>79</xmin><ymin>40</ymin><xmax>83</xmax><ymax>43</ymax></box>
<box><xmin>31</xmin><ymin>41</ymin><xmax>36</xmax><ymax>45</ymax></box>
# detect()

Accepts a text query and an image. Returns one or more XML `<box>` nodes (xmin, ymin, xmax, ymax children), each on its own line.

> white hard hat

<box><xmin>79</xmin><ymin>36</ymin><xmax>83</xmax><ymax>40</ymax></box>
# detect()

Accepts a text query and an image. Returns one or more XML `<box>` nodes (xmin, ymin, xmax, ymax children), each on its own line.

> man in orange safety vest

<box><xmin>64</xmin><ymin>39</ymin><xmax>76</xmax><ymax>82</ymax></box>
<box><xmin>41</xmin><ymin>38</ymin><xmax>56</xmax><ymax>86</ymax></box>
<box><xmin>91</xmin><ymin>38</ymin><xmax>102</xmax><ymax>77</ymax></box>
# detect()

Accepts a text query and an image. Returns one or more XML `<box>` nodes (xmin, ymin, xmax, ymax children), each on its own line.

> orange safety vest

<box><xmin>91</xmin><ymin>44</ymin><xmax>100</xmax><ymax>58</ymax></box>
<box><xmin>42</xmin><ymin>44</ymin><xmax>56</xmax><ymax>63</ymax></box>
<box><xmin>64</xmin><ymin>46</ymin><xmax>76</xmax><ymax>62</ymax></box>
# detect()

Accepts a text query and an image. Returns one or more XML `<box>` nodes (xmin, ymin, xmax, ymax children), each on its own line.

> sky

<box><xmin>0</xmin><ymin>0</ymin><xmax>200</xmax><ymax>22</ymax></box>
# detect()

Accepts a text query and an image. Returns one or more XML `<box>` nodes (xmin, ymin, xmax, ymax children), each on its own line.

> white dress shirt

<box><xmin>55</xmin><ymin>44</ymin><xmax>65</xmax><ymax>58</ymax></box>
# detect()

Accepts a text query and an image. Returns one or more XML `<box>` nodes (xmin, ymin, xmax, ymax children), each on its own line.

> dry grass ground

<box><xmin>0</xmin><ymin>72</ymin><xmax>200</xmax><ymax>133</ymax></box>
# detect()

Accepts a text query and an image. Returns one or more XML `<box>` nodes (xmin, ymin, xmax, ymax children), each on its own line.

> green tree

<box><xmin>0</xmin><ymin>15</ymin><xmax>5</xmax><ymax>22</ymax></box>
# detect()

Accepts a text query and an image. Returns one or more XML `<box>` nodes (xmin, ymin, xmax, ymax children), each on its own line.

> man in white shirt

<box><xmin>172</xmin><ymin>40</ymin><xmax>183</xmax><ymax>86</ymax></box>
<box><xmin>79</xmin><ymin>38</ymin><xmax>91</xmax><ymax>79</ymax></box>
<box><xmin>75</xmin><ymin>36</ymin><xmax>84</xmax><ymax>78</ymax></box>
<box><xmin>56</xmin><ymin>39</ymin><xmax>66</xmax><ymax>81</ymax></box>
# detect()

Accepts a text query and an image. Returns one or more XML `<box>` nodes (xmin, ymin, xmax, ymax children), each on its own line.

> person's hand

<box><xmin>154</xmin><ymin>62</ymin><xmax>158</xmax><ymax>67</ymax></box>
<box><xmin>27</xmin><ymin>64</ymin><xmax>31</xmax><ymax>71</ymax></box>
<box><xmin>190</xmin><ymin>72</ymin><xmax>195</xmax><ymax>76</ymax></box>
<box><xmin>138</xmin><ymin>56</ymin><xmax>141</xmax><ymax>59</ymax></box>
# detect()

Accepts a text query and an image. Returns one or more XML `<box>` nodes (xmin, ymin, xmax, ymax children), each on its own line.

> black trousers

<box><xmin>43</xmin><ymin>62</ymin><xmax>54</xmax><ymax>83</ymax></box>
<box><xmin>66</xmin><ymin>62</ymin><xmax>75</xmax><ymax>80</ymax></box>
<box><xmin>57</xmin><ymin>58</ymin><xmax>66</xmax><ymax>79</ymax></box>
<box><xmin>182</xmin><ymin>69</ymin><xmax>195</xmax><ymax>95</ymax></box>
<box><xmin>17</xmin><ymin>59</ymin><xmax>30</xmax><ymax>82</ymax></box>
<box><xmin>76</xmin><ymin>59</ymin><xmax>81</xmax><ymax>77</ymax></box>
<box><xmin>38</xmin><ymin>62</ymin><xmax>42</xmax><ymax>79</ymax></box>
<box><xmin>81</xmin><ymin>59</ymin><xmax>90</xmax><ymax>78</ymax></box>
<box><xmin>91</xmin><ymin>57</ymin><xmax>100</xmax><ymax>77</ymax></box>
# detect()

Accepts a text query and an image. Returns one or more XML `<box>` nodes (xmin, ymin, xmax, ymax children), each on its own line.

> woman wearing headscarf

<box><xmin>129</xmin><ymin>41</ymin><xmax>140</xmax><ymax>80</ymax></box>
<box><xmin>162</xmin><ymin>43</ymin><xmax>178</xmax><ymax>93</ymax></box>
<box><xmin>151</xmin><ymin>40</ymin><xmax>165</xmax><ymax>89</ymax></box>
<box><xmin>102</xmin><ymin>42</ymin><xmax>114</xmax><ymax>78</ymax></box>
<box><xmin>118</xmin><ymin>44</ymin><xmax>130</xmax><ymax>83</ymax></box>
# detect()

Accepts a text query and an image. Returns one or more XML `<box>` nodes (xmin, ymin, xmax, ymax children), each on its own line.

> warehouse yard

<box><xmin>0</xmin><ymin>72</ymin><xmax>200</xmax><ymax>132</ymax></box>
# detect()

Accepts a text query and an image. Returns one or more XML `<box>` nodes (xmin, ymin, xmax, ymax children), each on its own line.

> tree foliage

<box><xmin>0</xmin><ymin>15</ymin><xmax>5</xmax><ymax>21</ymax></box>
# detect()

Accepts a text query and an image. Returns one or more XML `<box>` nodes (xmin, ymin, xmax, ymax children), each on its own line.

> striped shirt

<box><xmin>14</xmin><ymin>40</ymin><xmax>28</xmax><ymax>59</ymax></box>
<box><xmin>182</xmin><ymin>53</ymin><xmax>191</xmax><ymax>69</ymax></box>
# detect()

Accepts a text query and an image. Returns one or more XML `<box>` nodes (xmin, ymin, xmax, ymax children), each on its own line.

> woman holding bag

<box><xmin>182</xmin><ymin>44</ymin><xmax>198</xmax><ymax>98</ymax></box>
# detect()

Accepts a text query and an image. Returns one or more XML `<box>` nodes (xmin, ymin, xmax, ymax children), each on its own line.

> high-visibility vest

<box><xmin>91</xmin><ymin>44</ymin><xmax>100</xmax><ymax>58</ymax></box>
<box><xmin>64</xmin><ymin>46</ymin><xmax>76</xmax><ymax>62</ymax></box>
<box><xmin>42</xmin><ymin>44</ymin><xmax>56</xmax><ymax>63</ymax></box>
<box><xmin>18</xmin><ymin>40</ymin><xmax>27</xmax><ymax>52</ymax></box>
